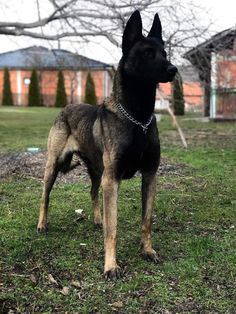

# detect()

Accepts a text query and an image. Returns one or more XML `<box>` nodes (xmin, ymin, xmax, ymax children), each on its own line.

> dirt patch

<box><xmin>0</xmin><ymin>151</ymin><xmax>187</xmax><ymax>183</ymax></box>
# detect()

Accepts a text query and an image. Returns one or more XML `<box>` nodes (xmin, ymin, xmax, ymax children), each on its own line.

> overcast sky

<box><xmin>0</xmin><ymin>0</ymin><xmax>235</xmax><ymax>64</ymax></box>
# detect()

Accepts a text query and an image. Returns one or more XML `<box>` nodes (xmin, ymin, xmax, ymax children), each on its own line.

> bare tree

<box><xmin>1</xmin><ymin>0</ymin><xmax>218</xmax><ymax>116</ymax></box>
<box><xmin>0</xmin><ymin>0</ymin><xmax>211</xmax><ymax>61</ymax></box>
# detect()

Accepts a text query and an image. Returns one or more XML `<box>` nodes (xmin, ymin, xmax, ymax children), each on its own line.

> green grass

<box><xmin>0</xmin><ymin>107</ymin><xmax>236</xmax><ymax>313</ymax></box>
<box><xmin>0</xmin><ymin>106</ymin><xmax>60</xmax><ymax>152</ymax></box>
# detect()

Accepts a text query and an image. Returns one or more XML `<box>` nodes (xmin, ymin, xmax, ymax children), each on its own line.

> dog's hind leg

<box><xmin>140</xmin><ymin>171</ymin><xmax>159</xmax><ymax>263</ymax></box>
<box><xmin>37</xmin><ymin>154</ymin><xmax>59</xmax><ymax>233</ymax></box>
<box><xmin>37</xmin><ymin>126</ymin><xmax>73</xmax><ymax>233</ymax></box>
<box><xmin>90</xmin><ymin>175</ymin><xmax>102</xmax><ymax>227</ymax></box>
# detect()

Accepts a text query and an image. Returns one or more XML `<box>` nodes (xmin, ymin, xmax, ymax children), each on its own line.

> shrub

<box><xmin>28</xmin><ymin>69</ymin><xmax>42</xmax><ymax>106</ymax></box>
<box><xmin>2</xmin><ymin>67</ymin><xmax>14</xmax><ymax>106</ymax></box>
<box><xmin>84</xmin><ymin>72</ymin><xmax>97</xmax><ymax>105</ymax></box>
<box><xmin>172</xmin><ymin>72</ymin><xmax>185</xmax><ymax>116</ymax></box>
<box><xmin>55</xmin><ymin>70</ymin><xmax>67</xmax><ymax>107</ymax></box>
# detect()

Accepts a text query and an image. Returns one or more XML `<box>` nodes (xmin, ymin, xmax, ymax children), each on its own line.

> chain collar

<box><xmin>115</xmin><ymin>102</ymin><xmax>153</xmax><ymax>134</ymax></box>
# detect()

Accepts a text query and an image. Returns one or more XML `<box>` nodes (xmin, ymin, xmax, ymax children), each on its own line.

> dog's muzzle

<box><xmin>167</xmin><ymin>65</ymin><xmax>178</xmax><ymax>76</ymax></box>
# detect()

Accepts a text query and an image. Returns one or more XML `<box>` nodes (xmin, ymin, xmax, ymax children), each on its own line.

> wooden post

<box><xmin>155</xmin><ymin>91</ymin><xmax>187</xmax><ymax>148</ymax></box>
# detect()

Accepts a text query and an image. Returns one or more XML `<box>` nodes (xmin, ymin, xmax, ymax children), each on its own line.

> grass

<box><xmin>0</xmin><ymin>106</ymin><xmax>60</xmax><ymax>152</ymax></box>
<box><xmin>0</xmin><ymin>106</ymin><xmax>236</xmax><ymax>313</ymax></box>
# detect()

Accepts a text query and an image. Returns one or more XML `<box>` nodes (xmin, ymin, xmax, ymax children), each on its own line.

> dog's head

<box><xmin>122</xmin><ymin>10</ymin><xmax>177</xmax><ymax>83</ymax></box>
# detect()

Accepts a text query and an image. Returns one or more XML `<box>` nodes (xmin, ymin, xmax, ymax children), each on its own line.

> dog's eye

<box><xmin>143</xmin><ymin>48</ymin><xmax>155</xmax><ymax>59</ymax></box>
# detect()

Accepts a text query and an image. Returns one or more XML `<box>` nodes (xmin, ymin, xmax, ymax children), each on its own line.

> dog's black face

<box><xmin>122</xmin><ymin>11</ymin><xmax>177</xmax><ymax>83</ymax></box>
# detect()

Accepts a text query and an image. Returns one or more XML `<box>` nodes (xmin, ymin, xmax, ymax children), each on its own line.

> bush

<box><xmin>55</xmin><ymin>70</ymin><xmax>67</xmax><ymax>107</ymax></box>
<box><xmin>2</xmin><ymin>67</ymin><xmax>14</xmax><ymax>106</ymax></box>
<box><xmin>84</xmin><ymin>72</ymin><xmax>97</xmax><ymax>105</ymax></box>
<box><xmin>28</xmin><ymin>69</ymin><xmax>42</xmax><ymax>106</ymax></box>
<box><xmin>172</xmin><ymin>72</ymin><xmax>185</xmax><ymax>116</ymax></box>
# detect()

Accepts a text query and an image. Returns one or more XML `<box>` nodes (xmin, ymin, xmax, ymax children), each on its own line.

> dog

<box><xmin>37</xmin><ymin>10</ymin><xmax>177</xmax><ymax>279</ymax></box>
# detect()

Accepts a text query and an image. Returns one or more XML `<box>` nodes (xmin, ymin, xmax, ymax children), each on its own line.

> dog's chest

<box><xmin>115</xmin><ymin>131</ymin><xmax>147</xmax><ymax>179</ymax></box>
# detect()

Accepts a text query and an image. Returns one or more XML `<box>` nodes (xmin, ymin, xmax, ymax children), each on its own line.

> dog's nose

<box><xmin>167</xmin><ymin>65</ymin><xmax>177</xmax><ymax>75</ymax></box>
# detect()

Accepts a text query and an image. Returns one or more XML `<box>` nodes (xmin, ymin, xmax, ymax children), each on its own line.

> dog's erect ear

<box><xmin>122</xmin><ymin>10</ymin><xmax>143</xmax><ymax>55</ymax></box>
<box><xmin>147</xmin><ymin>13</ymin><xmax>163</xmax><ymax>44</ymax></box>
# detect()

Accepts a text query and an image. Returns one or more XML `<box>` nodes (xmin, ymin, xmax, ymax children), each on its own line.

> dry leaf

<box><xmin>60</xmin><ymin>286</ymin><xmax>70</xmax><ymax>296</ymax></box>
<box><xmin>74</xmin><ymin>209</ymin><xmax>86</xmax><ymax>222</ymax></box>
<box><xmin>71</xmin><ymin>280</ymin><xmax>82</xmax><ymax>289</ymax></box>
<box><xmin>75</xmin><ymin>209</ymin><xmax>84</xmax><ymax>215</ymax></box>
<box><xmin>30</xmin><ymin>274</ymin><xmax>37</xmax><ymax>284</ymax></box>
<box><xmin>48</xmin><ymin>274</ymin><xmax>58</xmax><ymax>285</ymax></box>
<box><xmin>110</xmin><ymin>301</ymin><xmax>124</xmax><ymax>308</ymax></box>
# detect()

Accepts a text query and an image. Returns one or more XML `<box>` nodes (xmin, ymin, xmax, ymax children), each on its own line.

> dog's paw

<box><xmin>94</xmin><ymin>214</ymin><xmax>103</xmax><ymax>228</ymax></box>
<box><xmin>94</xmin><ymin>221</ymin><xmax>103</xmax><ymax>229</ymax></box>
<box><xmin>37</xmin><ymin>223</ymin><xmax>48</xmax><ymax>234</ymax></box>
<box><xmin>142</xmin><ymin>249</ymin><xmax>160</xmax><ymax>264</ymax></box>
<box><xmin>104</xmin><ymin>266</ymin><xmax>123</xmax><ymax>280</ymax></box>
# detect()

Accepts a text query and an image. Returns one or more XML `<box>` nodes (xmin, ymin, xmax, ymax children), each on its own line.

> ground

<box><xmin>0</xmin><ymin>107</ymin><xmax>236</xmax><ymax>313</ymax></box>
<box><xmin>0</xmin><ymin>151</ymin><xmax>186</xmax><ymax>183</ymax></box>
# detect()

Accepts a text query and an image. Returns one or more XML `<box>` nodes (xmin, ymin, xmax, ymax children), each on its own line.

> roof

<box><xmin>184</xmin><ymin>27</ymin><xmax>236</xmax><ymax>59</ymax></box>
<box><xmin>0</xmin><ymin>46</ymin><xmax>112</xmax><ymax>70</ymax></box>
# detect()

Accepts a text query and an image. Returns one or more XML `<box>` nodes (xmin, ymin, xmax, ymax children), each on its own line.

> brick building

<box><xmin>184</xmin><ymin>26</ymin><xmax>236</xmax><ymax>119</ymax></box>
<box><xmin>0</xmin><ymin>46</ymin><xmax>113</xmax><ymax>106</ymax></box>
<box><xmin>210</xmin><ymin>49</ymin><xmax>236</xmax><ymax>119</ymax></box>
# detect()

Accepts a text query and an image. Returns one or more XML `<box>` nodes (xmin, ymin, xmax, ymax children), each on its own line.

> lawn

<box><xmin>0</xmin><ymin>106</ymin><xmax>60</xmax><ymax>152</ymax></box>
<box><xmin>0</xmin><ymin>106</ymin><xmax>236</xmax><ymax>313</ymax></box>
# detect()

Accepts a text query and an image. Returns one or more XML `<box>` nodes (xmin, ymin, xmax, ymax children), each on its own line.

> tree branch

<box><xmin>0</xmin><ymin>0</ymin><xmax>213</xmax><ymax>60</ymax></box>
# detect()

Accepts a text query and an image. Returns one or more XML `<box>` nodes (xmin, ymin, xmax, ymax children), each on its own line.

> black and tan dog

<box><xmin>37</xmin><ymin>10</ymin><xmax>177</xmax><ymax>279</ymax></box>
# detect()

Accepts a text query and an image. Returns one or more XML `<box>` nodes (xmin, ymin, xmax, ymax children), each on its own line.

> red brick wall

<box><xmin>0</xmin><ymin>68</ymin><xmax>112</xmax><ymax>106</ymax></box>
<box><xmin>216</xmin><ymin>59</ymin><xmax>236</xmax><ymax>88</ymax></box>
<box><xmin>20</xmin><ymin>70</ymin><xmax>32</xmax><ymax>105</ymax></box>
<box><xmin>159</xmin><ymin>82</ymin><xmax>203</xmax><ymax>106</ymax></box>
<box><xmin>213</xmin><ymin>51</ymin><xmax>236</xmax><ymax>118</ymax></box>
<box><xmin>0</xmin><ymin>70</ymin><xmax>31</xmax><ymax>105</ymax></box>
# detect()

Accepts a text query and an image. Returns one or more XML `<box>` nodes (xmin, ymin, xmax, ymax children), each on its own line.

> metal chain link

<box><xmin>115</xmin><ymin>102</ymin><xmax>153</xmax><ymax>134</ymax></box>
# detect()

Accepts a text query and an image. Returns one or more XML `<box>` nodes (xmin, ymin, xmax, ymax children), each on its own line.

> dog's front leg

<box><xmin>141</xmin><ymin>171</ymin><xmax>159</xmax><ymax>263</ymax></box>
<box><xmin>102</xmin><ymin>167</ymin><xmax>122</xmax><ymax>279</ymax></box>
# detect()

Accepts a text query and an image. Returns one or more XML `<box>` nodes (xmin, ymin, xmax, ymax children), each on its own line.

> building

<box><xmin>184</xmin><ymin>27</ymin><xmax>236</xmax><ymax>120</ymax></box>
<box><xmin>0</xmin><ymin>46</ymin><xmax>113</xmax><ymax>106</ymax></box>
<box><xmin>210</xmin><ymin>49</ymin><xmax>236</xmax><ymax>120</ymax></box>
<box><xmin>155</xmin><ymin>65</ymin><xmax>203</xmax><ymax>112</ymax></box>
